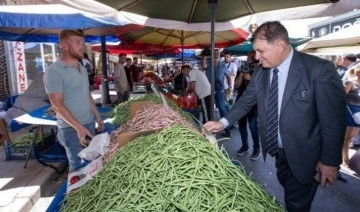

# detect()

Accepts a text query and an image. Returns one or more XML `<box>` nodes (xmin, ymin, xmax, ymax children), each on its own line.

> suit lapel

<box><xmin>263</xmin><ymin>68</ymin><xmax>271</xmax><ymax>111</ymax></box>
<box><xmin>280</xmin><ymin>52</ymin><xmax>303</xmax><ymax>114</ymax></box>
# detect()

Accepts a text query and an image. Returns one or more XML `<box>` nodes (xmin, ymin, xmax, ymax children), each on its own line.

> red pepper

<box><xmin>70</xmin><ymin>175</ymin><xmax>81</xmax><ymax>184</ymax></box>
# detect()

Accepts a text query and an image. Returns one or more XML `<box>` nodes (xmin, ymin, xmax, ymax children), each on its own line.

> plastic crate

<box><xmin>4</xmin><ymin>131</ymin><xmax>55</xmax><ymax>161</ymax></box>
<box><xmin>4</xmin><ymin>140</ymin><xmax>35</xmax><ymax>160</ymax></box>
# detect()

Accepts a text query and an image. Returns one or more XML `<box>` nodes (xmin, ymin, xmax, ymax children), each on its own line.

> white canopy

<box><xmin>297</xmin><ymin>24</ymin><xmax>360</xmax><ymax>55</ymax></box>
<box><xmin>61</xmin><ymin>0</ymin><xmax>360</xmax><ymax>32</ymax></box>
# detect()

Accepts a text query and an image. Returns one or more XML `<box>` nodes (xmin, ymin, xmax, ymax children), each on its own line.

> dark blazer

<box><xmin>226</xmin><ymin>50</ymin><xmax>346</xmax><ymax>184</ymax></box>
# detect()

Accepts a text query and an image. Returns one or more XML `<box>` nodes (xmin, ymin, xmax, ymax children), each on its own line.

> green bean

<box><xmin>61</xmin><ymin>125</ymin><xmax>283</xmax><ymax>211</ymax></box>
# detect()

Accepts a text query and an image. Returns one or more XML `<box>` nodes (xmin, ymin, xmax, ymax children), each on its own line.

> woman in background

<box><xmin>343</xmin><ymin>64</ymin><xmax>360</xmax><ymax>166</ymax></box>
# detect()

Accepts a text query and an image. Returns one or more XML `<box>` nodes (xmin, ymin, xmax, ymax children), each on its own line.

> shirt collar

<box><xmin>56</xmin><ymin>59</ymin><xmax>82</xmax><ymax>69</ymax></box>
<box><xmin>275</xmin><ymin>46</ymin><xmax>294</xmax><ymax>73</ymax></box>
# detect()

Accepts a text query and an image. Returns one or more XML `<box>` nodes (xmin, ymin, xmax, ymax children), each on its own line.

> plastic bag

<box><xmin>78</xmin><ymin>132</ymin><xmax>110</xmax><ymax>161</ymax></box>
<box><xmin>353</xmin><ymin>112</ymin><xmax>360</xmax><ymax>125</ymax></box>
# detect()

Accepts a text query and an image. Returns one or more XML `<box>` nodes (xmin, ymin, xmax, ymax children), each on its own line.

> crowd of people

<box><xmin>112</xmin><ymin>54</ymin><xmax>142</xmax><ymax>104</ymax></box>
<box><xmin>335</xmin><ymin>53</ymin><xmax>360</xmax><ymax>167</ymax></box>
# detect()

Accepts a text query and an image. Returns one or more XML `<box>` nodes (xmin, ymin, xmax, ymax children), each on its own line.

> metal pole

<box><xmin>181</xmin><ymin>30</ymin><xmax>184</xmax><ymax>66</ymax></box>
<box><xmin>208</xmin><ymin>0</ymin><xmax>217</xmax><ymax>121</ymax></box>
<box><xmin>100</xmin><ymin>36</ymin><xmax>111</xmax><ymax>104</ymax></box>
<box><xmin>140</xmin><ymin>54</ymin><xmax>143</xmax><ymax>74</ymax></box>
<box><xmin>181</xmin><ymin>31</ymin><xmax>185</xmax><ymax>94</ymax></box>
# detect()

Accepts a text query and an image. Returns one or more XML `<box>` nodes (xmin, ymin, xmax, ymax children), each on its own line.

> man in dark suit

<box><xmin>204</xmin><ymin>21</ymin><xmax>346</xmax><ymax>211</ymax></box>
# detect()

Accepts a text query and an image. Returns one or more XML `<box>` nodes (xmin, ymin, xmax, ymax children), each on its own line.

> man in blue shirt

<box><xmin>201</xmin><ymin>49</ymin><xmax>232</xmax><ymax>137</ymax></box>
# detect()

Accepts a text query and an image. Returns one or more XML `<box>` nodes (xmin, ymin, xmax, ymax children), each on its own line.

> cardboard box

<box><xmin>129</xmin><ymin>101</ymin><xmax>154</xmax><ymax>118</ymax></box>
<box><xmin>116</xmin><ymin>129</ymin><xmax>159</xmax><ymax>149</ymax></box>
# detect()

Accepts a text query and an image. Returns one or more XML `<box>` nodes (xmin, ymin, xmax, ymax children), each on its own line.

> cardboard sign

<box><xmin>66</xmin><ymin>157</ymin><xmax>103</xmax><ymax>193</ymax></box>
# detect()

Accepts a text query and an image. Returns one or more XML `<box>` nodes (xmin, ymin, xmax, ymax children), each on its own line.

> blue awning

<box><xmin>0</xmin><ymin>4</ymin><xmax>127</xmax><ymax>43</ymax></box>
<box><xmin>0</xmin><ymin>31</ymin><xmax>119</xmax><ymax>43</ymax></box>
<box><xmin>151</xmin><ymin>49</ymin><xmax>196</xmax><ymax>59</ymax></box>
<box><xmin>0</xmin><ymin>4</ymin><xmax>126</xmax><ymax>29</ymax></box>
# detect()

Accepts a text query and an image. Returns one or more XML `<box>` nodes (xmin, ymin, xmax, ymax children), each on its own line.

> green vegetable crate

<box><xmin>3</xmin><ymin>130</ymin><xmax>49</xmax><ymax>161</ymax></box>
<box><xmin>0</xmin><ymin>119</ymin><xmax>34</xmax><ymax>160</ymax></box>
<box><xmin>4</xmin><ymin>140</ymin><xmax>35</xmax><ymax>160</ymax></box>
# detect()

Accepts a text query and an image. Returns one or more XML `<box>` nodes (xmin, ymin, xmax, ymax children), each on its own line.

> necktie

<box><xmin>265</xmin><ymin>68</ymin><xmax>279</xmax><ymax>157</ymax></box>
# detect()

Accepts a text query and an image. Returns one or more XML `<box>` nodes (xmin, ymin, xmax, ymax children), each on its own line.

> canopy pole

<box><xmin>100</xmin><ymin>36</ymin><xmax>111</xmax><ymax>104</ymax></box>
<box><xmin>181</xmin><ymin>31</ymin><xmax>185</xmax><ymax>95</ymax></box>
<box><xmin>164</xmin><ymin>54</ymin><xmax>167</xmax><ymax>78</ymax></box>
<box><xmin>140</xmin><ymin>53</ymin><xmax>143</xmax><ymax>75</ymax></box>
<box><xmin>181</xmin><ymin>30</ymin><xmax>184</xmax><ymax>66</ymax></box>
<box><xmin>209</xmin><ymin>0</ymin><xmax>217</xmax><ymax>121</ymax></box>
<box><xmin>157</xmin><ymin>59</ymin><xmax>159</xmax><ymax>74</ymax></box>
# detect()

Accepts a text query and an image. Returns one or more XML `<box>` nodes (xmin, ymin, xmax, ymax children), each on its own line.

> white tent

<box><xmin>59</xmin><ymin>0</ymin><xmax>360</xmax><ymax>32</ymax></box>
<box><xmin>297</xmin><ymin>24</ymin><xmax>360</xmax><ymax>55</ymax></box>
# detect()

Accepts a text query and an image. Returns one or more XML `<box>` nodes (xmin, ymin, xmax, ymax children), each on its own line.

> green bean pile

<box><xmin>10</xmin><ymin>132</ymin><xmax>45</xmax><ymax>147</ymax></box>
<box><xmin>109</xmin><ymin>94</ymin><xmax>193</xmax><ymax>126</ymax></box>
<box><xmin>62</xmin><ymin>125</ymin><xmax>283</xmax><ymax>212</ymax></box>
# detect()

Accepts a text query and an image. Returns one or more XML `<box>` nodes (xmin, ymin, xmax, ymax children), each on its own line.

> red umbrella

<box><xmin>91</xmin><ymin>43</ymin><xmax>180</xmax><ymax>55</ymax></box>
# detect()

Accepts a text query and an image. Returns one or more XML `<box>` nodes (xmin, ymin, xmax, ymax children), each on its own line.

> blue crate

<box><xmin>4</xmin><ymin>140</ymin><xmax>35</xmax><ymax>160</ymax></box>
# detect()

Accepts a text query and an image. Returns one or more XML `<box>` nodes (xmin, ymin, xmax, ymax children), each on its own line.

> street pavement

<box><xmin>218</xmin><ymin>125</ymin><xmax>360</xmax><ymax>212</ymax></box>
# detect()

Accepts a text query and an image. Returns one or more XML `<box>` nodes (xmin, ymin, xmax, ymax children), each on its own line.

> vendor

<box><xmin>181</xmin><ymin>65</ymin><xmax>211</xmax><ymax>123</ymax></box>
<box><xmin>44</xmin><ymin>30</ymin><xmax>104</xmax><ymax>172</ymax></box>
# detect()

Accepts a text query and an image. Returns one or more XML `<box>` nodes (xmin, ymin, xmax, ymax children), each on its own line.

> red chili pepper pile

<box><xmin>141</xmin><ymin>71</ymin><xmax>164</xmax><ymax>85</ymax></box>
<box><xmin>164</xmin><ymin>93</ymin><xmax>198</xmax><ymax>110</ymax></box>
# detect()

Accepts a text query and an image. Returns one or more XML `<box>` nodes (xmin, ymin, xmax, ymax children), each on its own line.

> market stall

<box><xmin>48</xmin><ymin>93</ymin><xmax>284</xmax><ymax>211</ymax></box>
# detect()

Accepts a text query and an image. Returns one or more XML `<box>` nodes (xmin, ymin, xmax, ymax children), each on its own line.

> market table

<box><xmin>11</xmin><ymin>105</ymin><xmax>112</xmax><ymax>128</ymax></box>
<box><xmin>10</xmin><ymin>105</ymin><xmax>112</xmax><ymax>168</ymax></box>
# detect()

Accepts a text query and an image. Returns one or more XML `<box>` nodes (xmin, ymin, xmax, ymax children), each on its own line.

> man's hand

<box><xmin>96</xmin><ymin>117</ymin><xmax>104</xmax><ymax>133</ymax></box>
<box><xmin>316</xmin><ymin>162</ymin><xmax>339</xmax><ymax>188</ymax></box>
<box><xmin>227</xmin><ymin>87</ymin><xmax>232</xmax><ymax>93</ymax></box>
<box><xmin>203</xmin><ymin>121</ymin><xmax>224</xmax><ymax>133</ymax></box>
<box><xmin>77</xmin><ymin>126</ymin><xmax>93</xmax><ymax>147</ymax></box>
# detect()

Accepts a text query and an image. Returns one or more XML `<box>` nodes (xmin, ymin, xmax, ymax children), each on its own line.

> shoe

<box><xmin>236</xmin><ymin>146</ymin><xmax>249</xmax><ymax>156</ymax></box>
<box><xmin>250</xmin><ymin>149</ymin><xmax>261</xmax><ymax>161</ymax></box>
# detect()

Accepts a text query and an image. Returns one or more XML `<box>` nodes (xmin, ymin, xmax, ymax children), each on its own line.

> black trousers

<box><xmin>275</xmin><ymin>149</ymin><xmax>319</xmax><ymax>212</ymax></box>
<box><xmin>201</xmin><ymin>95</ymin><xmax>212</xmax><ymax>123</ymax></box>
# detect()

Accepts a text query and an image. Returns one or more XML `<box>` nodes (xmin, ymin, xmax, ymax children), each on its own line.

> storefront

<box><xmin>309</xmin><ymin>9</ymin><xmax>360</xmax><ymax>38</ymax></box>
<box><xmin>1</xmin><ymin>41</ymin><xmax>59</xmax><ymax>99</ymax></box>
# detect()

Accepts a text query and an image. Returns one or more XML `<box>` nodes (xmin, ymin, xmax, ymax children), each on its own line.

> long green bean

<box><xmin>61</xmin><ymin>125</ymin><xmax>283</xmax><ymax>212</ymax></box>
